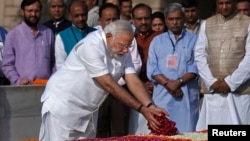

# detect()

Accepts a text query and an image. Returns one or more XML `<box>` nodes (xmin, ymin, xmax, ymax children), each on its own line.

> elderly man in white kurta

<box><xmin>195</xmin><ymin>0</ymin><xmax>250</xmax><ymax>131</ymax></box>
<box><xmin>39</xmin><ymin>20</ymin><xmax>166</xmax><ymax>141</ymax></box>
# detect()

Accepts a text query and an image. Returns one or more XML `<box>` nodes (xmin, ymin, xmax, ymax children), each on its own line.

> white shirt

<box><xmin>87</xmin><ymin>6</ymin><xmax>99</xmax><ymax>27</ymax></box>
<box><xmin>54</xmin><ymin>34</ymin><xmax>67</xmax><ymax>69</ymax></box>
<box><xmin>95</xmin><ymin>25</ymin><xmax>142</xmax><ymax>85</ymax></box>
<box><xmin>41</xmin><ymin>30</ymin><xmax>136</xmax><ymax>132</ymax></box>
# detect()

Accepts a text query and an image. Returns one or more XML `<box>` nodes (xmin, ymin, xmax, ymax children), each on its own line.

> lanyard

<box><xmin>168</xmin><ymin>32</ymin><xmax>175</xmax><ymax>54</ymax></box>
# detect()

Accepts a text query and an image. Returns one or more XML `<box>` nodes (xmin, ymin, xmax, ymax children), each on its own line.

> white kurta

<box><xmin>40</xmin><ymin>30</ymin><xmax>136</xmax><ymax>137</ymax></box>
<box><xmin>54</xmin><ymin>34</ymin><xmax>67</xmax><ymax>69</ymax></box>
<box><xmin>195</xmin><ymin>20</ymin><xmax>250</xmax><ymax>131</ymax></box>
<box><xmin>87</xmin><ymin>6</ymin><xmax>99</xmax><ymax>27</ymax></box>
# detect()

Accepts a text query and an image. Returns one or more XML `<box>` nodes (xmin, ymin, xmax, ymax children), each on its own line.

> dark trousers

<box><xmin>96</xmin><ymin>85</ymin><xmax>130</xmax><ymax>137</ymax></box>
<box><xmin>0</xmin><ymin>75</ymin><xmax>10</xmax><ymax>85</ymax></box>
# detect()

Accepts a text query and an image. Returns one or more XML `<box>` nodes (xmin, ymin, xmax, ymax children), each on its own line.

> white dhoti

<box><xmin>196</xmin><ymin>93</ymin><xmax>250</xmax><ymax>131</ymax></box>
<box><xmin>39</xmin><ymin>106</ymin><xmax>96</xmax><ymax>141</ymax></box>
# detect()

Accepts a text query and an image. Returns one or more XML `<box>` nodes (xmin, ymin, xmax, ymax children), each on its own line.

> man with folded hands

<box><xmin>147</xmin><ymin>3</ymin><xmax>199</xmax><ymax>133</ymax></box>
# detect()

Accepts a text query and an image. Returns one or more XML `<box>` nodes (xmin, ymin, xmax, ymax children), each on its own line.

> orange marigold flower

<box><xmin>32</xmin><ymin>79</ymin><xmax>48</xmax><ymax>85</ymax></box>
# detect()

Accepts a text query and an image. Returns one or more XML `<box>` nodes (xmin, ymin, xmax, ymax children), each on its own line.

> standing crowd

<box><xmin>0</xmin><ymin>0</ymin><xmax>250</xmax><ymax>140</ymax></box>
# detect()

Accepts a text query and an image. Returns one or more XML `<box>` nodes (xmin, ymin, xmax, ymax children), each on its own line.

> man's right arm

<box><xmin>194</xmin><ymin>21</ymin><xmax>217</xmax><ymax>90</ymax></box>
<box><xmin>2</xmin><ymin>31</ymin><xmax>19</xmax><ymax>85</ymax></box>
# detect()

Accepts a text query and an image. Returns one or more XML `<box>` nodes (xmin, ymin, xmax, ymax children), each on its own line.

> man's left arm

<box><xmin>224</xmin><ymin>24</ymin><xmax>250</xmax><ymax>92</ymax></box>
<box><xmin>125</xmin><ymin>73</ymin><xmax>152</xmax><ymax>105</ymax></box>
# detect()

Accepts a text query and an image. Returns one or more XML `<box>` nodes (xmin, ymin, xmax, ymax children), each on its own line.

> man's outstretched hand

<box><xmin>140</xmin><ymin>104</ymin><xmax>168</xmax><ymax>131</ymax></box>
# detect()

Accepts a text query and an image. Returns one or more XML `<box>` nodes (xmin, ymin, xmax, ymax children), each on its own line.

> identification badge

<box><xmin>167</xmin><ymin>54</ymin><xmax>178</xmax><ymax>68</ymax></box>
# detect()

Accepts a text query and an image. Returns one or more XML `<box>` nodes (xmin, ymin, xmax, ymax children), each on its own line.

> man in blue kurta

<box><xmin>55</xmin><ymin>0</ymin><xmax>96</xmax><ymax>69</ymax></box>
<box><xmin>147</xmin><ymin>3</ymin><xmax>199</xmax><ymax>133</ymax></box>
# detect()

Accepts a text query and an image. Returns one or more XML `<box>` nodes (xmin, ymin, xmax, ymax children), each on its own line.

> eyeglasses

<box><xmin>117</xmin><ymin>42</ymin><xmax>132</xmax><ymax>49</ymax></box>
<box><xmin>24</xmin><ymin>9</ymin><xmax>41</xmax><ymax>14</ymax></box>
